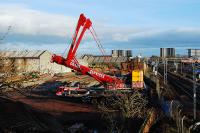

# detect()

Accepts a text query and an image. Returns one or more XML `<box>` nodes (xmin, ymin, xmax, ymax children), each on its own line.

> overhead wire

<box><xmin>90</xmin><ymin>26</ymin><xmax>110</xmax><ymax>63</ymax></box>
<box><xmin>91</xmin><ymin>26</ymin><xmax>106</xmax><ymax>54</ymax></box>
<box><xmin>89</xmin><ymin>26</ymin><xmax>106</xmax><ymax>55</ymax></box>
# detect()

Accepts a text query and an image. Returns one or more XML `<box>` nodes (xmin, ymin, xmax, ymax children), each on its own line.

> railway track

<box><xmin>159</xmin><ymin>68</ymin><xmax>200</xmax><ymax>109</ymax></box>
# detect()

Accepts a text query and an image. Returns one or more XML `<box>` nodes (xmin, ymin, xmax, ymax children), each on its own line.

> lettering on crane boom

<box><xmin>88</xmin><ymin>70</ymin><xmax>105</xmax><ymax>78</ymax></box>
<box><xmin>70</xmin><ymin>61</ymin><xmax>80</xmax><ymax>69</ymax></box>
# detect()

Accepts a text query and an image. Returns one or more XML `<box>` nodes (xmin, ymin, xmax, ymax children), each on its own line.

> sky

<box><xmin>0</xmin><ymin>0</ymin><xmax>200</xmax><ymax>57</ymax></box>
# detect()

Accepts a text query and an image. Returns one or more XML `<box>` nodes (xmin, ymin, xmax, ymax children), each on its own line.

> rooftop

<box><xmin>81</xmin><ymin>54</ymin><xmax>129</xmax><ymax>63</ymax></box>
<box><xmin>0</xmin><ymin>50</ymin><xmax>47</xmax><ymax>58</ymax></box>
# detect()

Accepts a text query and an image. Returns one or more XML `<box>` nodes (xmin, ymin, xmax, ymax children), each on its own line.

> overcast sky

<box><xmin>0</xmin><ymin>0</ymin><xmax>200</xmax><ymax>56</ymax></box>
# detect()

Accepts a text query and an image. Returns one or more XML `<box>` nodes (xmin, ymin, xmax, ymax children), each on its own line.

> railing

<box><xmin>168</xmin><ymin>100</ymin><xmax>200</xmax><ymax>133</ymax></box>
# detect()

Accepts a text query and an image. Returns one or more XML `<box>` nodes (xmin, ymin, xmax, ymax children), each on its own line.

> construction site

<box><xmin>0</xmin><ymin>13</ymin><xmax>200</xmax><ymax>133</ymax></box>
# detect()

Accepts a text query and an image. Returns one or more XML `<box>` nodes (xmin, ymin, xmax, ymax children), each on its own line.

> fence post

<box><xmin>179</xmin><ymin>109</ymin><xmax>182</xmax><ymax>133</ymax></box>
<box><xmin>177</xmin><ymin>108</ymin><xmax>182</xmax><ymax>133</ymax></box>
<box><xmin>189</xmin><ymin>124</ymin><xmax>193</xmax><ymax>133</ymax></box>
<box><xmin>176</xmin><ymin>105</ymin><xmax>180</xmax><ymax>132</ymax></box>
<box><xmin>170</xmin><ymin>100</ymin><xmax>174</xmax><ymax>118</ymax></box>
<box><xmin>181</xmin><ymin>115</ymin><xmax>186</xmax><ymax>133</ymax></box>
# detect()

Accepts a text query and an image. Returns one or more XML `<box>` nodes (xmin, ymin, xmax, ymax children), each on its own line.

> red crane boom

<box><xmin>51</xmin><ymin>14</ymin><xmax>125</xmax><ymax>89</ymax></box>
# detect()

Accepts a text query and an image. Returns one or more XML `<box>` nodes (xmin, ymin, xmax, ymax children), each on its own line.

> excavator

<box><xmin>51</xmin><ymin>14</ymin><xmax>129</xmax><ymax>95</ymax></box>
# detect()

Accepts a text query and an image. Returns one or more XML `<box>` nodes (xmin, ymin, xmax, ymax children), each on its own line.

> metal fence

<box><xmin>168</xmin><ymin>100</ymin><xmax>200</xmax><ymax>133</ymax></box>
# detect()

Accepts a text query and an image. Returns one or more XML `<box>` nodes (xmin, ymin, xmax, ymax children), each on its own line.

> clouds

<box><xmin>0</xmin><ymin>4</ymin><xmax>150</xmax><ymax>42</ymax></box>
<box><xmin>0</xmin><ymin>4</ymin><xmax>76</xmax><ymax>37</ymax></box>
<box><xmin>0</xmin><ymin>4</ymin><xmax>200</xmax><ymax>56</ymax></box>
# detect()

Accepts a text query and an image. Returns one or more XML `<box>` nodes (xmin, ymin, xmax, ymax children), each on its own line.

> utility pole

<box><xmin>192</xmin><ymin>61</ymin><xmax>197</xmax><ymax>120</ymax></box>
<box><xmin>155</xmin><ymin>59</ymin><xmax>161</xmax><ymax>100</ymax></box>
<box><xmin>180</xmin><ymin>60</ymin><xmax>183</xmax><ymax>75</ymax></box>
<box><xmin>174</xmin><ymin>59</ymin><xmax>178</xmax><ymax>73</ymax></box>
<box><xmin>164</xmin><ymin>58</ymin><xmax>168</xmax><ymax>85</ymax></box>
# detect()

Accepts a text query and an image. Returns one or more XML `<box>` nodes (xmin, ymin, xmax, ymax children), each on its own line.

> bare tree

<box><xmin>0</xmin><ymin>25</ymin><xmax>12</xmax><ymax>44</ymax></box>
<box><xmin>0</xmin><ymin>26</ymin><xmax>38</xmax><ymax>97</ymax></box>
<box><xmin>97</xmin><ymin>91</ymin><xmax>148</xmax><ymax>132</ymax></box>
<box><xmin>0</xmin><ymin>25</ymin><xmax>14</xmax><ymax>92</ymax></box>
<box><xmin>98</xmin><ymin>91</ymin><xmax>148</xmax><ymax>118</ymax></box>
<box><xmin>0</xmin><ymin>55</ymin><xmax>34</xmax><ymax>98</ymax></box>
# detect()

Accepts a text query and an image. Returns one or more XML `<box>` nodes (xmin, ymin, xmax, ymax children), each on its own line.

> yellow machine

<box><xmin>132</xmin><ymin>70</ymin><xmax>144</xmax><ymax>89</ymax></box>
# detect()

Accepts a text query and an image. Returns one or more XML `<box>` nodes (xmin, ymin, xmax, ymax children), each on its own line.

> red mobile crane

<box><xmin>51</xmin><ymin>14</ymin><xmax>126</xmax><ymax>90</ymax></box>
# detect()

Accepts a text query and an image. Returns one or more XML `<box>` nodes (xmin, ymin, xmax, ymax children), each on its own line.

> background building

<box><xmin>111</xmin><ymin>50</ymin><xmax>132</xmax><ymax>57</ymax></box>
<box><xmin>111</xmin><ymin>50</ymin><xmax>118</xmax><ymax>57</ymax></box>
<box><xmin>123</xmin><ymin>50</ymin><xmax>132</xmax><ymax>57</ymax></box>
<box><xmin>188</xmin><ymin>49</ymin><xmax>200</xmax><ymax>58</ymax></box>
<box><xmin>0</xmin><ymin>50</ymin><xmax>72</xmax><ymax>75</ymax></box>
<box><xmin>160</xmin><ymin>48</ymin><xmax>175</xmax><ymax>58</ymax></box>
